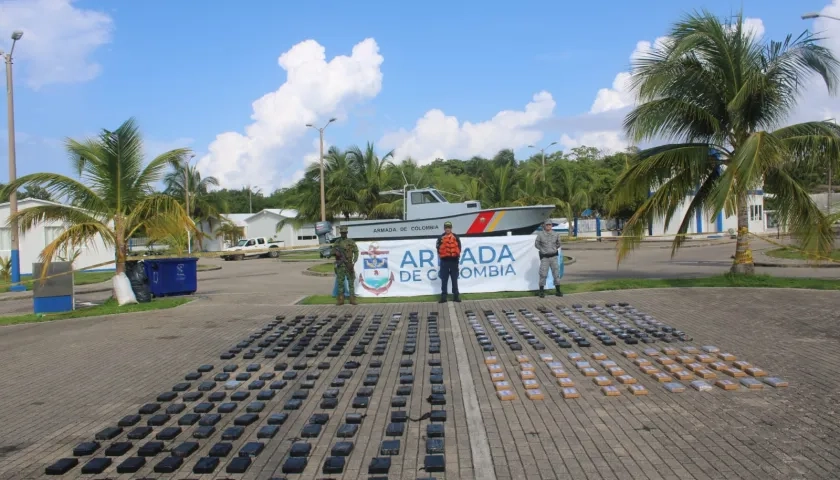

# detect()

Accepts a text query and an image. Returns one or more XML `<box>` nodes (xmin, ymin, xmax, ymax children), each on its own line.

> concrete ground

<box><xmin>0</xmin><ymin>240</ymin><xmax>838</xmax><ymax>479</ymax></box>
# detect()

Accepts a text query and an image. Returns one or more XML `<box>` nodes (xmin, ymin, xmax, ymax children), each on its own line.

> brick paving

<box><xmin>0</xmin><ymin>286</ymin><xmax>839</xmax><ymax>479</ymax></box>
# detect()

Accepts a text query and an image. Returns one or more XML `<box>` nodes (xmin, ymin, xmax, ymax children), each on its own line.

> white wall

<box><xmin>0</xmin><ymin>199</ymin><xmax>115</xmax><ymax>275</ymax></box>
<box><xmin>294</xmin><ymin>225</ymin><xmax>319</xmax><ymax>247</ymax></box>
<box><xmin>244</xmin><ymin>213</ymin><xmax>285</xmax><ymax>244</ymax></box>
<box><xmin>649</xmin><ymin>192</ymin><xmax>766</xmax><ymax>236</ymax></box>
<box><xmin>196</xmin><ymin>211</ymin><xmax>324</xmax><ymax>251</ymax></box>
<box><xmin>197</xmin><ymin>217</ymin><xmax>229</xmax><ymax>252</ymax></box>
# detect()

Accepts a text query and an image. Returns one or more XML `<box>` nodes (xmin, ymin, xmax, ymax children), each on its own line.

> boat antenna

<box><xmin>432</xmin><ymin>188</ymin><xmax>464</xmax><ymax>199</ymax></box>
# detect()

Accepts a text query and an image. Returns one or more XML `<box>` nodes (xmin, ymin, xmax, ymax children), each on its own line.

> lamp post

<box><xmin>2</xmin><ymin>30</ymin><xmax>24</xmax><ymax>292</ymax></box>
<box><xmin>802</xmin><ymin>12</ymin><xmax>840</xmax><ymax>21</ymax></box>
<box><xmin>527</xmin><ymin>141</ymin><xmax>558</xmax><ymax>182</ymax></box>
<box><xmin>306</xmin><ymin>118</ymin><xmax>336</xmax><ymax>222</ymax></box>
<box><xmin>827</xmin><ymin>119</ymin><xmax>836</xmax><ymax>215</ymax></box>
<box><xmin>184</xmin><ymin>154</ymin><xmax>195</xmax><ymax>254</ymax></box>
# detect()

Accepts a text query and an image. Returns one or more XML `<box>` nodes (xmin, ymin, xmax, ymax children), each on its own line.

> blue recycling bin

<box><xmin>143</xmin><ymin>258</ymin><xmax>198</xmax><ymax>297</ymax></box>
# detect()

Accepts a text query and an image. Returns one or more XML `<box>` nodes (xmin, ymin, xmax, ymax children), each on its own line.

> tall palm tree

<box><xmin>609</xmin><ymin>11</ymin><xmax>840</xmax><ymax>274</ymax></box>
<box><xmin>164</xmin><ymin>161</ymin><xmax>224</xmax><ymax>250</ymax></box>
<box><xmin>347</xmin><ymin>142</ymin><xmax>394</xmax><ymax>216</ymax></box>
<box><xmin>1</xmin><ymin>117</ymin><xmax>193</xmax><ymax>275</ymax></box>
<box><xmin>216</xmin><ymin>218</ymin><xmax>245</xmax><ymax>246</ymax></box>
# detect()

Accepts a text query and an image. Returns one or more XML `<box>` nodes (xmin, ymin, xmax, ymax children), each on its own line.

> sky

<box><xmin>0</xmin><ymin>0</ymin><xmax>839</xmax><ymax>195</ymax></box>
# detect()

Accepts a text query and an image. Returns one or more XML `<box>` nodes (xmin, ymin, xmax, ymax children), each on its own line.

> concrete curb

<box><xmin>563</xmin><ymin>240</ymin><xmax>735</xmax><ymax>250</ymax></box>
<box><xmin>302</xmin><ymin>256</ymin><xmax>578</xmax><ymax>277</ymax></box>
<box><xmin>294</xmin><ymin>284</ymin><xmax>840</xmax><ymax>306</ymax></box>
<box><xmin>753</xmin><ymin>250</ymin><xmax>840</xmax><ymax>268</ymax></box>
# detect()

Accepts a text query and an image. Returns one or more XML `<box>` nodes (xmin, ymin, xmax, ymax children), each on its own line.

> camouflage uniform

<box><xmin>332</xmin><ymin>226</ymin><xmax>359</xmax><ymax>305</ymax></box>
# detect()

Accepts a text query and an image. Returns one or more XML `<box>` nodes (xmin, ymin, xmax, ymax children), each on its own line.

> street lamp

<box><xmin>2</xmin><ymin>30</ymin><xmax>25</xmax><ymax>291</ymax></box>
<box><xmin>184</xmin><ymin>154</ymin><xmax>195</xmax><ymax>254</ymax></box>
<box><xmin>305</xmin><ymin>118</ymin><xmax>336</xmax><ymax>222</ymax></box>
<box><xmin>527</xmin><ymin>141</ymin><xmax>558</xmax><ymax>182</ymax></box>
<box><xmin>802</xmin><ymin>12</ymin><xmax>840</xmax><ymax>21</ymax></box>
<box><xmin>826</xmin><ymin>119</ymin><xmax>836</xmax><ymax>215</ymax></box>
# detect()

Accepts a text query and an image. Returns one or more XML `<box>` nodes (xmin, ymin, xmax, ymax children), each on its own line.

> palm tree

<box><xmin>0</xmin><ymin>117</ymin><xmax>194</xmax><ymax>275</ymax></box>
<box><xmin>164</xmin><ymin>161</ymin><xmax>224</xmax><ymax>250</ymax></box>
<box><xmin>609</xmin><ymin>11</ymin><xmax>840</xmax><ymax>274</ymax></box>
<box><xmin>347</xmin><ymin>142</ymin><xmax>394</xmax><ymax>216</ymax></box>
<box><xmin>216</xmin><ymin>218</ymin><xmax>245</xmax><ymax>246</ymax></box>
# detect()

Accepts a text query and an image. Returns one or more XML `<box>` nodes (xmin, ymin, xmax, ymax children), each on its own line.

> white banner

<box><xmin>350</xmin><ymin>235</ymin><xmax>562</xmax><ymax>297</ymax></box>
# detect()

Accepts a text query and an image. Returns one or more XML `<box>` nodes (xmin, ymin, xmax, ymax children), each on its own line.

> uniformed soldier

<box><xmin>534</xmin><ymin>219</ymin><xmax>563</xmax><ymax>298</ymax></box>
<box><xmin>331</xmin><ymin>225</ymin><xmax>359</xmax><ymax>305</ymax></box>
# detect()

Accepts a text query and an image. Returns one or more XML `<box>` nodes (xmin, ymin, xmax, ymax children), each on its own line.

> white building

<box><xmin>648</xmin><ymin>190</ymin><xmax>767</xmax><ymax>236</ymax></box>
<box><xmin>0</xmin><ymin>198</ymin><xmax>115</xmax><ymax>276</ymax></box>
<box><xmin>199</xmin><ymin>209</ymin><xmax>320</xmax><ymax>252</ymax></box>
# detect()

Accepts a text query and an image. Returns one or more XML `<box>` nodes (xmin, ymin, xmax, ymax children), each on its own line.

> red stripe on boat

<box><xmin>466</xmin><ymin>211</ymin><xmax>496</xmax><ymax>234</ymax></box>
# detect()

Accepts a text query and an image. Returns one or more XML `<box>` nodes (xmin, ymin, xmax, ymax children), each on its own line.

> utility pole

<box><xmin>2</xmin><ymin>30</ymin><xmax>24</xmax><ymax>291</ymax></box>
<box><xmin>184</xmin><ymin>154</ymin><xmax>195</xmax><ymax>254</ymax></box>
<box><xmin>527</xmin><ymin>141</ymin><xmax>558</xmax><ymax>182</ymax></box>
<box><xmin>306</xmin><ymin>118</ymin><xmax>336</xmax><ymax>222</ymax></box>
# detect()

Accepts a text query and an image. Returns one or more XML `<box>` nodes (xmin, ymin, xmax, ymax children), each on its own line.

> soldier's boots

<box><xmin>349</xmin><ymin>295</ymin><xmax>357</xmax><ymax>305</ymax></box>
<box><xmin>438</xmin><ymin>294</ymin><xmax>447</xmax><ymax>304</ymax></box>
<box><xmin>539</xmin><ymin>287</ymin><xmax>545</xmax><ymax>298</ymax></box>
<box><xmin>337</xmin><ymin>294</ymin><xmax>345</xmax><ymax>306</ymax></box>
<box><xmin>555</xmin><ymin>285</ymin><xmax>563</xmax><ymax>297</ymax></box>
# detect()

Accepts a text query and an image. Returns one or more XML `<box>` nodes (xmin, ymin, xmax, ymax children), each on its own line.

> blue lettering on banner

<box><xmin>397</xmin><ymin>245</ymin><xmax>517</xmax><ymax>284</ymax></box>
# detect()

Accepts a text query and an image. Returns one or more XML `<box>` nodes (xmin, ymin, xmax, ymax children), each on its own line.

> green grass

<box><xmin>308</xmin><ymin>263</ymin><xmax>336</xmax><ymax>274</ymax></box>
<box><xmin>299</xmin><ymin>274</ymin><xmax>840</xmax><ymax>304</ymax></box>
<box><xmin>765</xmin><ymin>247</ymin><xmax>840</xmax><ymax>262</ymax></box>
<box><xmin>0</xmin><ymin>297</ymin><xmax>192</xmax><ymax>326</ymax></box>
<box><xmin>0</xmin><ymin>271</ymin><xmax>115</xmax><ymax>293</ymax></box>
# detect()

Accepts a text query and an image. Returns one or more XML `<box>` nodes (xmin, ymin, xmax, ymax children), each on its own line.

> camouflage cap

<box><xmin>339</xmin><ymin>225</ymin><xmax>348</xmax><ymax>233</ymax></box>
<box><xmin>443</xmin><ymin>221</ymin><xmax>453</xmax><ymax>228</ymax></box>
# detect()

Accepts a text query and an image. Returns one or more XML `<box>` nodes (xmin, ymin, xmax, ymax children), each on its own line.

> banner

<box><xmin>351</xmin><ymin>235</ymin><xmax>563</xmax><ymax>297</ymax></box>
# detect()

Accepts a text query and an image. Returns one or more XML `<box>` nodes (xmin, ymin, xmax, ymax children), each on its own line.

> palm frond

<box><xmin>7</xmin><ymin>204</ymin><xmax>107</xmax><ymax>235</ymax></box>
<box><xmin>39</xmin><ymin>222</ymin><xmax>115</xmax><ymax>278</ymax></box>
<box><xmin>0</xmin><ymin>173</ymin><xmax>109</xmax><ymax>214</ymax></box>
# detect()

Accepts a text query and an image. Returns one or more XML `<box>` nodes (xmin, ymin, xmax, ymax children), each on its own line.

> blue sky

<box><xmin>0</xmin><ymin>0</ymin><xmax>838</xmax><ymax>194</ymax></box>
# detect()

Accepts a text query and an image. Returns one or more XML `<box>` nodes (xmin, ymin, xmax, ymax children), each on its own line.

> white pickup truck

<box><xmin>221</xmin><ymin>237</ymin><xmax>284</xmax><ymax>261</ymax></box>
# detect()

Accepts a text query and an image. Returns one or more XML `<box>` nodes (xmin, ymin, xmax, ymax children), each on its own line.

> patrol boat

<box><xmin>314</xmin><ymin>185</ymin><xmax>555</xmax><ymax>246</ymax></box>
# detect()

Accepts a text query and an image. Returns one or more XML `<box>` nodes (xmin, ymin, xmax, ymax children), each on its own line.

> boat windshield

<box><xmin>410</xmin><ymin>190</ymin><xmax>442</xmax><ymax>204</ymax></box>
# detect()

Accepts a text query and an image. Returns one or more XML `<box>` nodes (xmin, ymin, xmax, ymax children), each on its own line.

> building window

<box><xmin>0</xmin><ymin>228</ymin><xmax>10</xmax><ymax>250</ymax></box>
<box><xmin>750</xmin><ymin>205</ymin><xmax>763</xmax><ymax>221</ymax></box>
<box><xmin>45</xmin><ymin>226</ymin><xmax>64</xmax><ymax>246</ymax></box>
<box><xmin>297</xmin><ymin>235</ymin><xmax>316</xmax><ymax>241</ymax></box>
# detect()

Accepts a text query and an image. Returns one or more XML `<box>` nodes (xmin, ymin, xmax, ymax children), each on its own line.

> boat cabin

<box><xmin>403</xmin><ymin>188</ymin><xmax>481</xmax><ymax>221</ymax></box>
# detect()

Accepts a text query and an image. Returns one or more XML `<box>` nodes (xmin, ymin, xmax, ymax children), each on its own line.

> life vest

<box><xmin>438</xmin><ymin>233</ymin><xmax>461</xmax><ymax>258</ymax></box>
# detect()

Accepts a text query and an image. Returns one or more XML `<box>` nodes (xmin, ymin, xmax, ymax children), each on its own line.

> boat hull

<box><xmin>341</xmin><ymin>205</ymin><xmax>555</xmax><ymax>241</ymax></box>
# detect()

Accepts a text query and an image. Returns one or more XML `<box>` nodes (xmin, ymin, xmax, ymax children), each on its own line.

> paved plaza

<box><xmin>0</xmin><ymin>241</ymin><xmax>838</xmax><ymax>479</ymax></box>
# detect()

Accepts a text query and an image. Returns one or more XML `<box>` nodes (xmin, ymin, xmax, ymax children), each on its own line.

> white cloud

<box><xmin>589</xmin><ymin>18</ymin><xmax>765</xmax><ymax>116</ymax></box>
<box><xmin>197</xmin><ymin>38</ymin><xmax>383</xmax><ymax>191</ymax></box>
<box><xmin>559</xmin><ymin>131</ymin><xmax>629</xmax><ymax>153</ymax></box>
<box><xmin>0</xmin><ymin>0</ymin><xmax>113</xmax><ymax>89</ymax></box>
<box><xmin>787</xmin><ymin>0</ymin><xmax>840</xmax><ymax>125</ymax></box>
<box><xmin>379</xmin><ymin>91</ymin><xmax>556</xmax><ymax>165</ymax></box>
